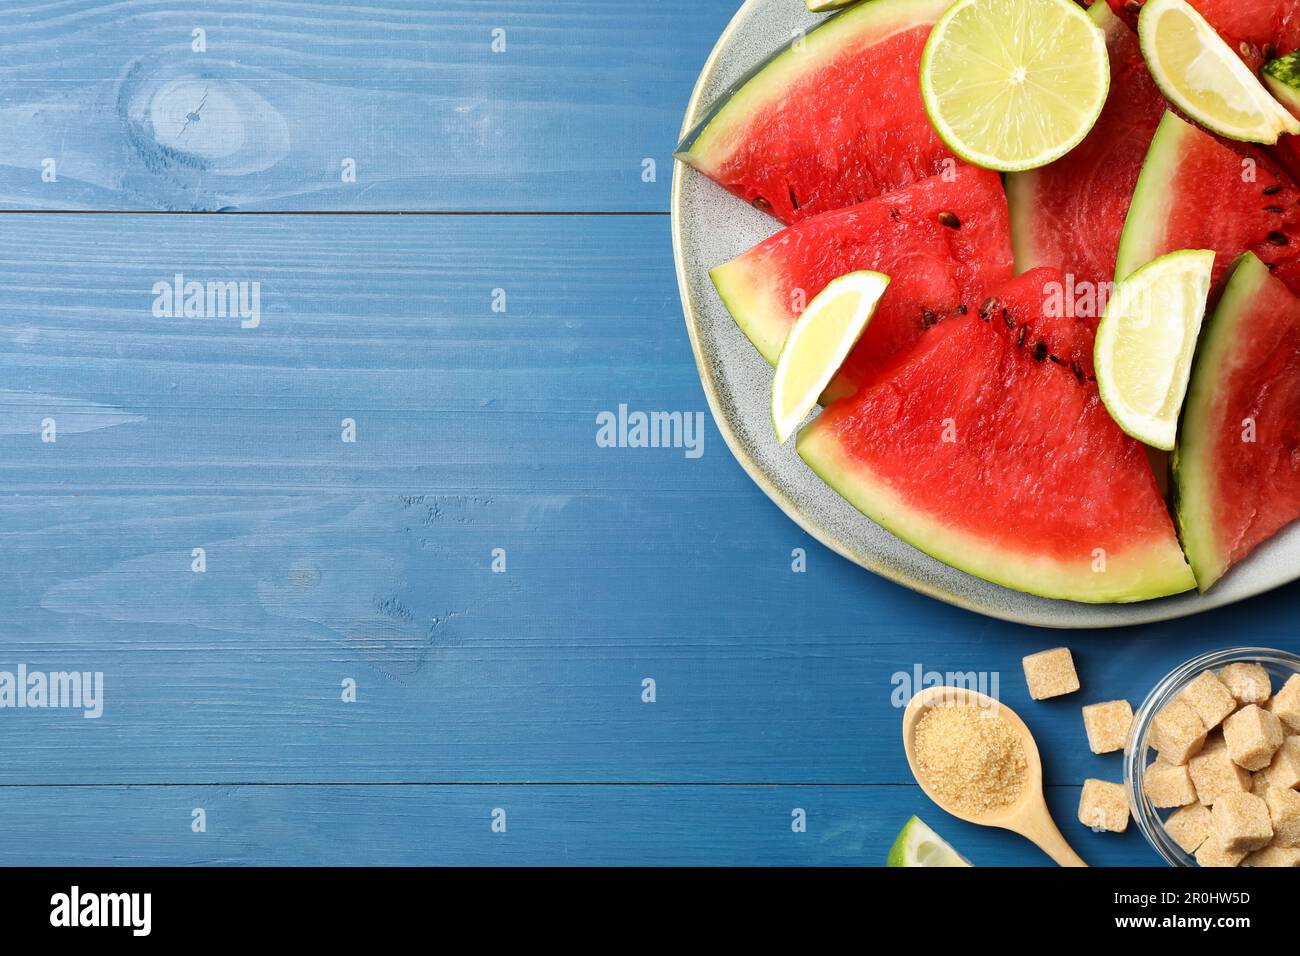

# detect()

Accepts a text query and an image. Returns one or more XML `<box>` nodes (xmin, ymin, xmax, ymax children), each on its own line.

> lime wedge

<box><xmin>886</xmin><ymin>816</ymin><xmax>973</xmax><ymax>867</ymax></box>
<box><xmin>919</xmin><ymin>0</ymin><xmax>1110</xmax><ymax>172</ymax></box>
<box><xmin>1139</xmin><ymin>0</ymin><xmax>1300</xmax><ymax>144</ymax></box>
<box><xmin>806</xmin><ymin>0</ymin><xmax>853</xmax><ymax>10</ymax></box>
<box><xmin>771</xmin><ymin>270</ymin><xmax>889</xmax><ymax>445</ymax></box>
<box><xmin>1263</xmin><ymin>52</ymin><xmax>1300</xmax><ymax>120</ymax></box>
<box><xmin>1095</xmin><ymin>249</ymin><xmax>1215</xmax><ymax>451</ymax></box>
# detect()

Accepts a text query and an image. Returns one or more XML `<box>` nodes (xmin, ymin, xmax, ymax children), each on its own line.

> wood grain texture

<box><xmin>0</xmin><ymin>0</ymin><xmax>733</xmax><ymax>211</ymax></box>
<box><xmin>0</xmin><ymin>784</ymin><xmax>1152</xmax><ymax>866</ymax></box>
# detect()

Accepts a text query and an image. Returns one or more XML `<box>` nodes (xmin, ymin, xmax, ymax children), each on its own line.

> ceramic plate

<box><xmin>671</xmin><ymin>0</ymin><xmax>1300</xmax><ymax>628</ymax></box>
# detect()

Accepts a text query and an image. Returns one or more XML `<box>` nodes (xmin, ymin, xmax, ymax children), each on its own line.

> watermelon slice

<box><xmin>1174</xmin><ymin>253</ymin><xmax>1300</xmax><ymax>590</ymax></box>
<box><xmin>1115</xmin><ymin>110</ymin><xmax>1300</xmax><ymax>292</ymax></box>
<box><xmin>798</xmin><ymin>267</ymin><xmax>1195</xmax><ymax>603</ymax></box>
<box><xmin>710</xmin><ymin>165</ymin><xmax>1014</xmax><ymax>399</ymax></box>
<box><xmin>676</xmin><ymin>0</ymin><xmax>956</xmax><ymax>225</ymax></box>
<box><xmin>1006</xmin><ymin>1</ymin><xmax>1167</xmax><ymax>294</ymax></box>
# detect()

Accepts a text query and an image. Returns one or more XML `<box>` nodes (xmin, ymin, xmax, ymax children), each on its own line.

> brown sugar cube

<box><xmin>1023</xmin><ymin>647</ymin><xmax>1079</xmax><ymax>700</ymax></box>
<box><xmin>1243</xmin><ymin>844</ymin><xmax>1300</xmax><ymax>867</ymax></box>
<box><xmin>1196</xmin><ymin>837</ymin><xmax>1248</xmax><ymax>867</ymax></box>
<box><xmin>1223</xmin><ymin>704</ymin><xmax>1285</xmax><ymax>771</ymax></box>
<box><xmin>1082</xmin><ymin>700</ymin><xmax>1133</xmax><ymax>754</ymax></box>
<box><xmin>1143</xmin><ymin>762</ymin><xmax>1197</xmax><ymax>808</ymax></box>
<box><xmin>1211</xmin><ymin>792</ymin><xmax>1274</xmax><ymax>853</ymax></box>
<box><xmin>1189</xmin><ymin>736</ymin><xmax>1252</xmax><ymax>806</ymax></box>
<box><xmin>1265</xmin><ymin>786</ymin><xmax>1300</xmax><ymax>847</ymax></box>
<box><xmin>1078</xmin><ymin>778</ymin><xmax>1129</xmax><ymax>832</ymax></box>
<box><xmin>1151</xmin><ymin>699</ymin><xmax>1208</xmax><ymax>765</ymax></box>
<box><xmin>1252</xmin><ymin>771</ymin><xmax>1273</xmax><ymax>796</ymax></box>
<box><xmin>1265</xmin><ymin>737</ymin><xmax>1300</xmax><ymax>790</ymax></box>
<box><xmin>1178</xmin><ymin>671</ymin><xmax>1238</xmax><ymax>730</ymax></box>
<box><xmin>1219</xmin><ymin>663</ymin><xmax>1272</xmax><ymax>706</ymax></box>
<box><xmin>1271</xmin><ymin>674</ymin><xmax>1300</xmax><ymax>732</ymax></box>
<box><xmin>1164</xmin><ymin>803</ymin><xmax>1212</xmax><ymax>854</ymax></box>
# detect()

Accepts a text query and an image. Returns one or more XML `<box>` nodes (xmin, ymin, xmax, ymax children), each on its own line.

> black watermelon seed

<box><xmin>1264</xmin><ymin>184</ymin><xmax>1283</xmax><ymax>195</ymax></box>
<box><xmin>1033</xmin><ymin>341</ymin><xmax>1048</xmax><ymax>362</ymax></box>
<box><xmin>1002</xmin><ymin>308</ymin><xmax>1015</xmax><ymax>329</ymax></box>
<box><xmin>938</xmin><ymin>211</ymin><xmax>961</xmax><ymax>229</ymax></box>
<box><xmin>921</xmin><ymin>308</ymin><xmax>939</xmax><ymax>327</ymax></box>
<box><xmin>1016</xmin><ymin>325</ymin><xmax>1027</xmax><ymax>347</ymax></box>
<box><xmin>1049</xmin><ymin>354</ymin><xmax>1062</xmax><ymax>364</ymax></box>
<box><xmin>978</xmin><ymin>297</ymin><xmax>1000</xmax><ymax>321</ymax></box>
<box><xmin>1265</xmin><ymin>206</ymin><xmax>1285</xmax><ymax>214</ymax></box>
<box><xmin>788</xmin><ymin>188</ymin><xmax>800</xmax><ymax>211</ymax></box>
<box><xmin>752</xmin><ymin>196</ymin><xmax>771</xmax><ymax>211</ymax></box>
<box><xmin>956</xmin><ymin>304</ymin><xmax>968</xmax><ymax>315</ymax></box>
<box><xmin>1267</xmin><ymin>231</ymin><xmax>1290</xmax><ymax>246</ymax></box>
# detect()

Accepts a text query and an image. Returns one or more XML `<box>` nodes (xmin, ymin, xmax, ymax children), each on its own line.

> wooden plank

<box><xmin>0</xmin><ymin>213</ymin><xmax>1297</xmax><ymax>794</ymax></box>
<box><xmin>0</xmin><ymin>784</ymin><xmax>1155</xmax><ymax>866</ymax></box>
<box><xmin>0</xmin><ymin>0</ymin><xmax>733</xmax><ymax>211</ymax></box>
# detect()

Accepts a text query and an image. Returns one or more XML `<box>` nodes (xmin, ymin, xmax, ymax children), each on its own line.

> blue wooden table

<box><xmin>1</xmin><ymin>0</ymin><xmax>1297</xmax><ymax>867</ymax></box>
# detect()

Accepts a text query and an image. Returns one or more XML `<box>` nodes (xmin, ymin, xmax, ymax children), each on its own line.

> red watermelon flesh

<box><xmin>798</xmin><ymin>267</ymin><xmax>1194</xmax><ymax>602</ymax></box>
<box><xmin>1175</xmin><ymin>254</ymin><xmax>1300</xmax><ymax>590</ymax></box>
<box><xmin>1007</xmin><ymin>1</ymin><xmax>1166</xmax><ymax>296</ymax></box>
<box><xmin>676</xmin><ymin>0</ymin><xmax>955</xmax><ymax>225</ymax></box>
<box><xmin>1116</xmin><ymin>112</ymin><xmax>1300</xmax><ymax>293</ymax></box>
<box><xmin>709</xmin><ymin>166</ymin><xmax>1014</xmax><ymax>398</ymax></box>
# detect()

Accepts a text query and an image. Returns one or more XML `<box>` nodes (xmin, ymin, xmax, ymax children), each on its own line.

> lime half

<box><xmin>1095</xmin><ymin>249</ymin><xmax>1215</xmax><ymax>451</ymax></box>
<box><xmin>1139</xmin><ymin>0</ymin><xmax>1300</xmax><ymax>144</ymax></box>
<box><xmin>771</xmin><ymin>270</ymin><xmax>889</xmax><ymax>445</ymax></box>
<box><xmin>920</xmin><ymin>0</ymin><xmax>1110</xmax><ymax>172</ymax></box>
<box><xmin>886</xmin><ymin>816</ymin><xmax>973</xmax><ymax>867</ymax></box>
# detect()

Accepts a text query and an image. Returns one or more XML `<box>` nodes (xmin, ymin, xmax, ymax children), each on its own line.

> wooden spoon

<box><xmin>902</xmin><ymin>686</ymin><xmax>1087</xmax><ymax>867</ymax></box>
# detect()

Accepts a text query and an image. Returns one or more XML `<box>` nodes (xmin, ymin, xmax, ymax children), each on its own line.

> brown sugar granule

<box><xmin>914</xmin><ymin>703</ymin><xmax>1029</xmax><ymax>815</ymax></box>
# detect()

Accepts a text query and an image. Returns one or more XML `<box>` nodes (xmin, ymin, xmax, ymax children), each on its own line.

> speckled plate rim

<box><xmin>669</xmin><ymin>0</ymin><xmax>1300</xmax><ymax>629</ymax></box>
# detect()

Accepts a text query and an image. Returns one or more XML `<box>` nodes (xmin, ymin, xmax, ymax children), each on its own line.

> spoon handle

<box><xmin>1017</xmin><ymin>800</ymin><xmax>1088</xmax><ymax>867</ymax></box>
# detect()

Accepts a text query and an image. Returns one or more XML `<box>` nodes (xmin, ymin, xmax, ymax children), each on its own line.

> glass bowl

<box><xmin>1125</xmin><ymin>646</ymin><xmax>1300</xmax><ymax>866</ymax></box>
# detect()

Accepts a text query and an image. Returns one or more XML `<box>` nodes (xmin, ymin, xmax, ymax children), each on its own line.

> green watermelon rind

<box><xmin>797</xmin><ymin>416</ymin><xmax>1198</xmax><ymax>603</ymax></box>
<box><xmin>1264</xmin><ymin>52</ymin><xmax>1300</xmax><ymax>120</ymax></box>
<box><xmin>1172</xmin><ymin>253</ymin><xmax>1274</xmax><ymax>592</ymax></box>
<box><xmin>675</xmin><ymin>0</ymin><xmax>953</xmax><ymax>176</ymax></box>
<box><xmin>1113</xmin><ymin>110</ymin><xmax>1198</xmax><ymax>282</ymax></box>
<box><xmin>709</xmin><ymin>257</ymin><xmax>786</xmax><ymax>365</ymax></box>
<box><xmin>1005</xmin><ymin>0</ymin><xmax>1125</xmax><ymax>274</ymax></box>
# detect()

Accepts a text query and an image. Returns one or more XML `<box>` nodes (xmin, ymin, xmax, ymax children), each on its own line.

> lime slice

<box><xmin>1139</xmin><ymin>0</ymin><xmax>1300</xmax><ymax>144</ymax></box>
<box><xmin>806</xmin><ymin>0</ymin><xmax>853</xmax><ymax>10</ymax></box>
<box><xmin>919</xmin><ymin>0</ymin><xmax>1110</xmax><ymax>172</ymax></box>
<box><xmin>886</xmin><ymin>816</ymin><xmax>973</xmax><ymax>867</ymax></box>
<box><xmin>771</xmin><ymin>270</ymin><xmax>889</xmax><ymax>445</ymax></box>
<box><xmin>1095</xmin><ymin>249</ymin><xmax>1215</xmax><ymax>451</ymax></box>
<box><xmin>1263</xmin><ymin>52</ymin><xmax>1300</xmax><ymax>120</ymax></box>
